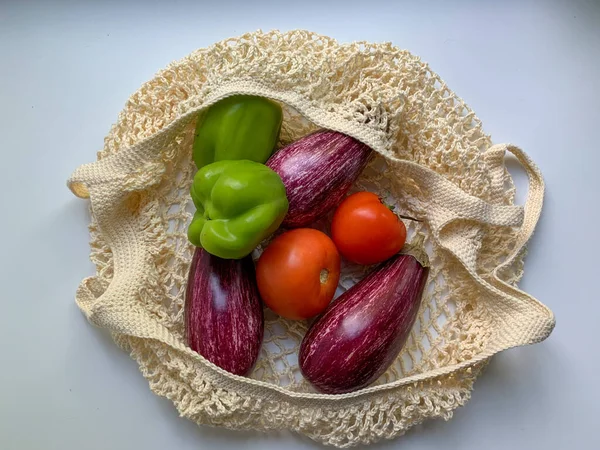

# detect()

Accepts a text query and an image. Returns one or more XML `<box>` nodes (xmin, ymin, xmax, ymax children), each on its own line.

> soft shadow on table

<box><xmin>382</xmin><ymin>341</ymin><xmax>560</xmax><ymax>450</ymax></box>
<box><xmin>70</xmin><ymin>309</ymin><xmax>331</xmax><ymax>449</ymax></box>
<box><xmin>78</xmin><ymin>317</ymin><xmax>559</xmax><ymax>450</ymax></box>
<box><xmin>55</xmin><ymin>197</ymin><xmax>96</xmax><ymax>275</ymax></box>
<box><xmin>193</xmin><ymin>341</ymin><xmax>561</xmax><ymax>450</ymax></box>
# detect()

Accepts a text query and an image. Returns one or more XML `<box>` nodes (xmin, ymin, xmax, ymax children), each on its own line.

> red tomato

<box><xmin>331</xmin><ymin>192</ymin><xmax>407</xmax><ymax>265</ymax></box>
<box><xmin>256</xmin><ymin>229</ymin><xmax>341</xmax><ymax>320</ymax></box>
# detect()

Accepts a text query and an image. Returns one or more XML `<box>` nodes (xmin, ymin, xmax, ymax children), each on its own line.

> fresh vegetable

<box><xmin>299</xmin><ymin>239</ymin><xmax>430</xmax><ymax>394</ymax></box>
<box><xmin>267</xmin><ymin>130</ymin><xmax>373</xmax><ymax>228</ymax></box>
<box><xmin>331</xmin><ymin>192</ymin><xmax>407</xmax><ymax>265</ymax></box>
<box><xmin>193</xmin><ymin>95</ymin><xmax>283</xmax><ymax>168</ymax></box>
<box><xmin>185</xmin><ymin>248</ymin><xmax>264</xmax><ymax>376</ymax></box>
<box><xmin>256</xmin><ymin>228</ymin><xmax>341</xmax><ymax>320</ymax></box>
<box><xmin>187</xmin><ymin>160</ymin><xmax>289</xmax><ymax>259</ymax></box>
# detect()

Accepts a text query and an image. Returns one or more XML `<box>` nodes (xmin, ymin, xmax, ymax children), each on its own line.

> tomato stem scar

<box><xmin>320</xmin><ymin>269</ymin><xmax>329</xmax><ymax>284</ymax></box>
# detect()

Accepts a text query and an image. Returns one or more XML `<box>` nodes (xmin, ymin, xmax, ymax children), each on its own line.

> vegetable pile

<box><xmin>185</xmin><ymin>95</ymin><xmax>429</xmax><ymax>392</ymax></box>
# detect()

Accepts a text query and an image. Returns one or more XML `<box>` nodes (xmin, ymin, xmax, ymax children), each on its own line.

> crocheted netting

<box><xmin>68</xmin><ymin>30</ymin><xmax>554</xmax><ymax>447</ymax></box>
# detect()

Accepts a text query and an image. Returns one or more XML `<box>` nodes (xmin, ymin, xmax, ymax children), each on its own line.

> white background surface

<box><xmin>1</xmin><ymin>0</ymin><xmax>599</xmax><ymax>449</ymax></box>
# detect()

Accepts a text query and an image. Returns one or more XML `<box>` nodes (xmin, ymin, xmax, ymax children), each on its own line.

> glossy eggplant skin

<box><xmin>299</xmin><ymin>253</ymin><xmax>429</xmax><ymax>394</ymax></box>
<box><xmin>185</xmin><ymin>248</ymin><xmax>264</xmax><ymax>376</ymax></box>
<box><xmin>267</xmin><ymin>130</ymin><xmax>373</xmax><ymax>228</ymax></box>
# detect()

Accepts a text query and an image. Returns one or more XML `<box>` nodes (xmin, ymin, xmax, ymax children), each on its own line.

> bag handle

<box><xmin>390</xmin><ymin>142</ymin><xmax>552</xmax><ymax>348</ymax></box>
<box><xmin>427</xmin><ymin>143</ymin><xmax>554</xmax><ymax>348</ymax></box>
<box><xmin>486</xmin><ymin>144</ymin><xmax>554</xmax><ymax>346</ymax></box>
<box><xmin>485</xmin><ymin>143</ymin><xmax>545</xmax><ymax>275</ymax></box>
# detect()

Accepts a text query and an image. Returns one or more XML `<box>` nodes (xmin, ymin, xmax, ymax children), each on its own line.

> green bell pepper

<box><xmin>187</xmin><ymin>160</ymin><xmax>289</xmax><ymax>259</ymax></box>
<box><xmin>193</xmin><ymin>95</ymin><xmax>283</xmax><ymax>169</ymax></box>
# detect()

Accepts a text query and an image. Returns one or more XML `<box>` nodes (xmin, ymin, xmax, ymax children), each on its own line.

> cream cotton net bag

<box><xmin>67</xmin><ymin>30</ymin><xmax>555</xmax><ymax>447</ymax></box>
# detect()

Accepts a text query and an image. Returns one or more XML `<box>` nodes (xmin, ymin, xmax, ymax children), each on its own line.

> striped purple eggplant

<box><xmin>185</xmin><ymin>248</ymin><xmax>264</xmax><ymax>376</ymax></box>
<box><xmin>299</xmin><ymin>244</ymin><xmax>429</xmax><ymax>394</ymax></box>
<box><xmin>267</xmin><ymin>130</ymin><xmax>373</xmax><ymax>228</ymax></box>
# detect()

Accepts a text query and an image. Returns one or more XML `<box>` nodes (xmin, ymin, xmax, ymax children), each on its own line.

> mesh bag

<box><xmin>67</xmin><ymin>30</ymin><xmax>555</xmax><ymax>447</ymax></box>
